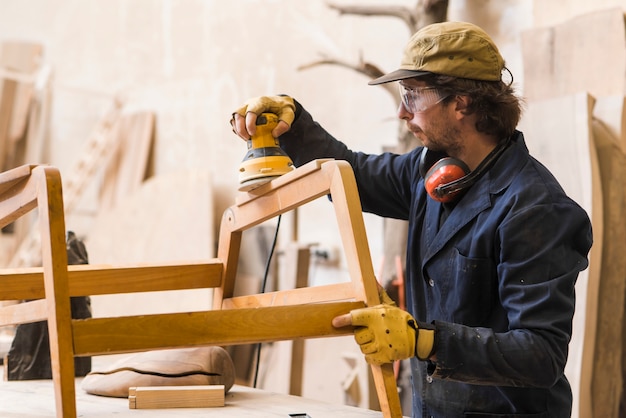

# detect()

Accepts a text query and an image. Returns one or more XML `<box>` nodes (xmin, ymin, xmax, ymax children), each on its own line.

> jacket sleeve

<box><xmin>280</xmin><ymin>99</ymin><xmax>418</xmax><ymax>220</ymax></box>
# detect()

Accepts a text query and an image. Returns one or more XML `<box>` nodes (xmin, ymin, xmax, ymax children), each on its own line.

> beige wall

<box><xmin>1</xmin><ymin>0</ymin><xmax>625</xmax><ymax>410</ymax></box>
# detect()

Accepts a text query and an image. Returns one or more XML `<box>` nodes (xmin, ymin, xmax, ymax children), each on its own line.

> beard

<box><xmin>410</xmin><ymin>119</ymin><xmax>463</xmax><ymax>156</ymax></box>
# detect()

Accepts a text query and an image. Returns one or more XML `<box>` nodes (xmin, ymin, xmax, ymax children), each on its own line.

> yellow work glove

<box><xmin>378</xmin><ymin>283</ymin><xmax>397</xmax><ymax>307</ymax></box>
<box><xmin>231</xmin><ymin>95</ymin><xmax>296</xmax><ymax>139</ymax></box>
<box><xmin>334</xmin><ymin>304</ymin><xmax>435</xmax><ymax>366</ymax></box>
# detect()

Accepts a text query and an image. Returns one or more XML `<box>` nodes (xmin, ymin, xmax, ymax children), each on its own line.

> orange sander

<box><xmin>238</xmin><ymin>113</ymin><xmax>294</xmax><ymax>192</ymax></box>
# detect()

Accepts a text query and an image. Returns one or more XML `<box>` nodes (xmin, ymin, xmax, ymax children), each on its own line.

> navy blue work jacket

<box><xmin>280</xmin><ymin>101</ymin><xmax>593</xmax><ymax>418</ymax></box>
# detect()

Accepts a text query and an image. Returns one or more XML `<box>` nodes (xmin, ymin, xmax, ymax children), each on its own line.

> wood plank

<box><xmin>128</xmin><ymin>385</ymin><xmax>225</xmax><ymax>409</ymax></box>
<box><xmin>521</xmin><ymin>8</ymin><xmax>626</xmax><ymax>153</ymax></box>
<box><xmin>521</xmin><ymin>8</ymin><xmax>625</xmax><ymax>101</ymax></box>
<box><xmin>71</xmin><ymin>301</ymin><xmax>364</xmax><ymax>356</ymax></box>
<box><xmin>0</xmin><ymin>78</ymin><xmax>17</xmax><ymax>167</ymax></box>
<box><xmin>221</xmin><ymin>282</ymin><xmax>357</xmax><ymax>309</ymax></box>
<box><xmin>7</xmin><ymin>80</ymin><xmax>34</xmax><ymax>144</ymax></box>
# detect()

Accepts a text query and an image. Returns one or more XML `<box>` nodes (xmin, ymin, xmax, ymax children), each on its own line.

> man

<box><xmin>230</xmin><ymin>21</ymin><xmax>592</xmax><ymax>418</ymax></box>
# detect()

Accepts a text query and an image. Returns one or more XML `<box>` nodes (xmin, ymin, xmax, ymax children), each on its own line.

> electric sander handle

<box><xmin>247</xmin><ymin>113</ymin><xmax>279</xmax><ymax>149</ymax></box>
<box><xmin>238</xmin><ymin>113</ymin><xmax>294</xmax><ymax>192</ymax></box>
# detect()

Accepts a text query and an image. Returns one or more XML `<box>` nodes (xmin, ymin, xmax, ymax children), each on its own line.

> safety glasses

<box><xmin>398</xmin><ymin>84</ymin><xmax>449</xmax><ymax>113</ymax></box>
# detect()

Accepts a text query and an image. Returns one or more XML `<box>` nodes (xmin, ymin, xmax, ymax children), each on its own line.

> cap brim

<box><xmin>368</xmin><ymin>69</ymin><xmax>432</xmax><ymax>85</ymax></box>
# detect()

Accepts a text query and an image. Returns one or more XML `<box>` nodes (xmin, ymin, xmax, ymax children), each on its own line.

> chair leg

<box><xmin>36</xmin><ymin>167</ymin><xmax>77</xmax><ymax>418</ymax></box>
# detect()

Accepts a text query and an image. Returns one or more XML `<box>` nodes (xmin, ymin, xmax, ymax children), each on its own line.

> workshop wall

<box><xmin>0</xmin><ymin>0</ymin><xmax>625</xmax><ymax>412</ymax></box>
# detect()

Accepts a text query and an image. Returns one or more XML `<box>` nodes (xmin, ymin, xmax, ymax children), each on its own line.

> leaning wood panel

<box><xmin>590</xmin><ymin>120</ymin><xmax>626</xmax><ymax>418</ymax></box>
<box><xmin>521</xmin><ymin>8</ymin><xmax>626</xmax><ymax>154</ymax></box>
<box><xmin>521</xmin><ymin>8</ymin><xmax>625</xmax><ymax>102</ymax></box>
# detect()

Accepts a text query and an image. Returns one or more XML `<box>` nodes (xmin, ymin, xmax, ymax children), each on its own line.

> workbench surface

<box><xmin>0</xmin><ymin>373</ymin><xmax>385</xmax><ymax>418</ymax></box>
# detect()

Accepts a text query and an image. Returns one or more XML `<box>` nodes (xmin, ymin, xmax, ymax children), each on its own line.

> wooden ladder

<box><xmin>7</xmin><ymin>97</ymin><xmax>124</xmax><ymax>268</ymax></box>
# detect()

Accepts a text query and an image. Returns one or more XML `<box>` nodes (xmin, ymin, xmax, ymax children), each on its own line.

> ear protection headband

<box><xmin>419</xmin><ymin>139</ymin><xmax>511</xmax><ymax>203</ymax></box>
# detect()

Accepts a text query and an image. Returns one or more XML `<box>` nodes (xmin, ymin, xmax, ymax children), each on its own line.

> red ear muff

<box><xmin>424</xmin><ymin>157</ymin><xmax>470</xmax><ymax>203</ymax></box>
<box><xmin>418</xmin><ymin>139</ymin><xmax>512</xmax><ymax>203</ymax></box>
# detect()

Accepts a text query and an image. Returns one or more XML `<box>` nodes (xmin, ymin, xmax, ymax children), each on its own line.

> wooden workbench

<box><xmin>0</xmin><ymin>372</ymin><xmax>386</xmax><ymax>418</ymax></box>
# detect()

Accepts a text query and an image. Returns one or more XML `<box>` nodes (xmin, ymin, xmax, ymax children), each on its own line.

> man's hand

<box><xmin>231</xmin><ymin>95</ymin><xmax>295</xmax><ymax>139</ymax></box>
<box><xmin>332</xmin><ymin>304</ymin><xmax>435</xmax><ymax>365</ymax></box>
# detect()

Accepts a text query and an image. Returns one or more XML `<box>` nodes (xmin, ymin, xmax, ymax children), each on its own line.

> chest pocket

<box><xmin>425</xmin><ymin>247</ymin><xmax>497</xmax><ymax>326</ymax></box>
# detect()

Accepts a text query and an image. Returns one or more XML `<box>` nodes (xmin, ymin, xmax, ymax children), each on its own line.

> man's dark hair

<box><xmin>421</xmin><ymin>74</ymin><xmax>524</xmax><ymax>140</ymax></box>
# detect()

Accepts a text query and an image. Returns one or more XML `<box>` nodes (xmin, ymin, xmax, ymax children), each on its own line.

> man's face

<box><xmin>398</xmin><ymin>78</ymin><xmax>462</xmax><ymax>155</ymax></box>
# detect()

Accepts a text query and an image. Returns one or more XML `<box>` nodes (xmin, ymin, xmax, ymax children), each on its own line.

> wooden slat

<box><xmin>0</xmin><ymin>260</ymin><xmax>223</xmax><ymax>301</ymax></box>
<box><xmin>0</xmin><ymin>163</ymin><xmax>34</xmax><ymax>194</ymax></box>
<box><xmin>0</xmin><ymin>164</ymin><xmax>39</xmax><ymax>228</ymax></box>
<box><xmin>0</xmin><ymin>298</ymin><xmax>47</xmax><ymax>325</ymax></box>
<box><xmin>71</xmin><ymin>301</ymin><xmax>363</xmax><ymax>356</ymax></box>
<box><xmin>221</xmin><ymin>282</ymin><xmax>356</xmax><ymax>309</ymax></box>
<box><xmin>235</xmin><ymin>158</ymin><xmax>334</xmax><ymax>206</ymax></box>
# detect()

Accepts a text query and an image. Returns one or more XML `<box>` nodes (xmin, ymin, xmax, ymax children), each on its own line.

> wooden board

<box><xmin>128</xmin><ymin>385</ymin><xmax>225</xmax><ymax>409</ymax></box>
<box><xmin>521</xmin><ymin>7</ymin><xmax>626</xmax><ymax>153</ymax></box>
<box><xmin>518</xmin><ymin>93</ymin><xmax>602</xmax><ymax>418</ymax></box>
<box><xmin>521</xmin><ymin>7</ymin><xmax>625</xmax><ymax>101</ymax></box>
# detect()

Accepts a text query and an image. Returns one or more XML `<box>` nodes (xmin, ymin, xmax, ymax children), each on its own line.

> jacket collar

<box><xmin>422</xmin><ymin>131</ymin><xmax>528</xmax><ymax>262</ymax></box>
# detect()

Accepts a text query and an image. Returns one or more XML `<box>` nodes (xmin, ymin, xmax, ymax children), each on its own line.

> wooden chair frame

<box><xmin>0</xmin><ymin>160</ymin><xmax>402</xmax><ymax>417</ymax></box>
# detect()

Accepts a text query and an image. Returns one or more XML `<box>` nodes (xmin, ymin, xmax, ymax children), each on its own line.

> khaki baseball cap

<box><xmin>369</xmin><ymin>21</ymin><xmax>505</xmax><ymax>85</ymax></box>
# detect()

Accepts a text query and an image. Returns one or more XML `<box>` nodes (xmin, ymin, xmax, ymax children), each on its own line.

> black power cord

<box><xmin>252</xmin><ymin>214</ymin><xmax>282</xmax><ymax>388</ymax></box>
